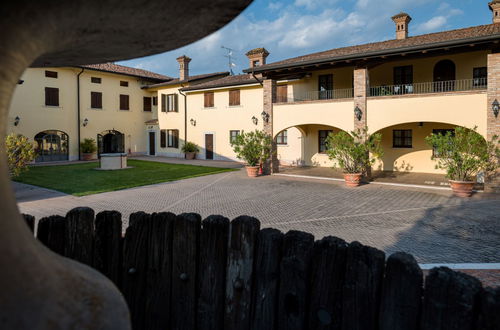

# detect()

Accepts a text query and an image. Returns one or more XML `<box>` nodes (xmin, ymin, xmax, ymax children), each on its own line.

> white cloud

<box><xmin>294</xmin><ymin>0</ymin><xmax>339</xmax><ymax>11</ymax></box>
<box><xmin>268</xmin><ymin>2</ymin><xmax>283</xmax><ymax>11</ymax></box>
<box><xmin>417</xmin><ymin>16</ymin><xmax>447</xmax><ymax>32</ymax></box>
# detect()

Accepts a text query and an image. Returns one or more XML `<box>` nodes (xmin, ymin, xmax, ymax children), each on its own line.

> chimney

<box><xmin>489</xmin><ymin>1</ymin><xmax>500</xmax><ymax>24</ymax></box>
<box><xmin>391</xmin><ymin>13</ymin><xmax>412</xmax><ymax>40</ymax></box>
<box><xmin>245</xmin><ymin>48</ymin><xmax>270</xmax><ymax>68</ymax></box>
<box><xmin>176</xmin><ymin>55</ymin><xmax>191</xmax><ymax>81</ymax></box>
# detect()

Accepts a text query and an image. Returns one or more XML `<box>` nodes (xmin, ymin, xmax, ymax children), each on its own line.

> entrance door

<box><xmin>205</xmin><ymin>134</ymin><xmax>214</xmax><ymax>160</ymax></box>
<box><xmin>433</xmin><ymin>60</ymin><xmax>456</xmax><ymax>92</ymax></box>
<box><xmin>149</xmin><ymin>132</ymin><xmax>156</xmax><ymax>156</ymax></box>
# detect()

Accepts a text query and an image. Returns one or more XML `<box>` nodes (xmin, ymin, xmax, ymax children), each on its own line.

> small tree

<box><xmin>80</xmin><ymin>138</ymin><xmax>97</xmax><ymax>154</ymax></box>
<box><xmin>425</xmin><ymin>126</ymin><xmax>499</xmax><ymax>182</ymax></box>
<box><xmin>5</xmin><ymin>133</ymin><xmax>36</xmax><ymax>177</ymax></box>
<box><xmin>230</xmin><ymin>130</ymin><xmax>272</xmax><ymax>167</ymax></box>
<box><xmin>325</xmin><ymin>128</ymin><xmax>383</xmax><ymax>174</ymax></box>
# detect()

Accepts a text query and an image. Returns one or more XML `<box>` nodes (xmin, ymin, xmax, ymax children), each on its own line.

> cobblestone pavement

<box><xmin>14</xmin><ymin>168</ymin><xmax>500</xmax><ymax>263</ymax></box>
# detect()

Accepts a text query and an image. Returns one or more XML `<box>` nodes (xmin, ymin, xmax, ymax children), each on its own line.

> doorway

<box><xmin>205</xmin><ymin>134</ymin><xmax>214</xmax><ymax>160</ymax></box>
<box><xmin>433</xmin><ymin>60</ymin><xmax>456</xmax><ymax>92</ymax></box>
<box><xmin>97</xmin><ymin>130</ymin><xmax>124</xmax><ymax>156</ymax></box>
<box><xmin>149</xmin><ymin>132</ymin><xmax>156</xmax><ymax>156</ymax></box>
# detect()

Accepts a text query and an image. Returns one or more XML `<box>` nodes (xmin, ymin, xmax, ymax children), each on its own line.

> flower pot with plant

<box><xmin>80</xmin><ymin>138</ymin><xmax>97</xmax><ymax>161</ymax></box>
<box><xmin>182</xmin><ymin>142</ymin><xmax>200</xmax><ymax>160</ymax></box>
<box><xmin>230</xmin><ymin>130</ymin><xmax>272</xmax><ymax>177</ymax></box>
<box><xmin>325</xmin><ymin>128</ymin><xmax>383</xmax><ymax>187</ymax></box>
<box><xmin>426</xmin><ymin>126</ymin><xmax>499</xmax><ymax>197</ymax></box>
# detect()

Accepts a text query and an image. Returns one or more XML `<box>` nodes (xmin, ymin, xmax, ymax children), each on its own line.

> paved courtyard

<box><xmin>14</xmin><ymin>165</ymin><xmax>500</xmax><ymax>264</ymax></box>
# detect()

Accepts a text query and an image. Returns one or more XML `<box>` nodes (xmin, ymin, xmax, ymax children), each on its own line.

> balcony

<box><xmin>276</xmin><ymin>88</ymin><xmax>354</xmax><ymax>103</ymax></box>
<box><xmin>369</xmin><ymin>78</ymin><xmax>487</xmax><ymax>97</ymax></box>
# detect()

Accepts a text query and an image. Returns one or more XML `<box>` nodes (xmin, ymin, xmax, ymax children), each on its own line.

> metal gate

<box><xmin>34</xmin><ymin>130</ymin><xmax>69</xmax><ymax>162</ymax></box>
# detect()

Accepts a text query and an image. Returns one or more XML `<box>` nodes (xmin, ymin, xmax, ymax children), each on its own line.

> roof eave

<box><xmin>181</xmin><ymin>80</ymin><xmax>259</xmax><ymax>92</ymax></box>
<box><xmin>142</xmin><ymin>72</ymin><xmax>230</xmax><ymax>89</ymax></box>
<box><xmin>75</xmin><ymin>66</ymin><xmax>172</xmax><ymax>82</ymax></box>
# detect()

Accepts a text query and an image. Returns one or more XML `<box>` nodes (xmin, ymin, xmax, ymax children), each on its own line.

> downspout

<box><xmin>77</xmin><ymin>68</ymin><xmax>84</xmax><ymax>160</ymax></box>
<box><xmin>178</xmin><ymin>86</ymin><xmax>187</xmax><ymax>159</ymax></box>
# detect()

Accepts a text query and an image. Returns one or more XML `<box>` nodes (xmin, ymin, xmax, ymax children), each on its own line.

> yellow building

<box><xmin>7</xmin><ymin>3</ymin><xmax>500</xmax><ymax>187</ymax></box>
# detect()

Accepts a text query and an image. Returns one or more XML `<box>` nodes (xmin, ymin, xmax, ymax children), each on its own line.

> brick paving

<box><xmin>14</xmin><ymin>165</ymin><xmax>500</xmax><ymax>264</ymax></box>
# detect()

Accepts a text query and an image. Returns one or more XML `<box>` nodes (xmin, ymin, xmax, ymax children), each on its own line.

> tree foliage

<box><xmin>325</xmin><ymin>128</ymin><xmax>383</xmax><ymax>174</ymax></box>
<box><xmin>5</xmin><ymin>133</ymin><xmax>37</xmax><ymax>177</ymax></box>
<box><xmin>230</xmin><ymin>130</ymin><xmax>272</xmax><ymax>166</ymax></box>
<box><xmin>181</xmin><ymin>141</ymin><xmax>200</xmax><ymax>153</ymax></box>
<box><xmin>80</xmin><ymin>138</ymin><xmax>97</xmax><ymax>154</ymax></box>
<box><xmin>425</xmin><ymin>126</ymin><xmax>499</xmax><ymax>182</ymax></box>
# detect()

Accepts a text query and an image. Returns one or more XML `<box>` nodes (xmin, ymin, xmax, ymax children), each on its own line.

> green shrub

<box><xmin>5</xmin><ymin>133</ymin><xmax>36</xmax><ymax>177</ymax></box>
<box><xmin>325</xmin><ymin>128</ymin><xmax>383</xmax><ymax>174</ymax></box>
<box><xmin>181</xmin><ymin>141</ymin><xmax>200</xmax><ymax>153</ymax></box>
<box><xmin>230</xmin><ymin>130</ymin><xmax>272</xmax><ymax>166</ymax></box>
<box><xmin>80</xmin><ymin>138</ymin><xmax>97</xmax><ymax>154</ymax></box>
<box><xmin>425</xmin><ymin>126</ymin><xmax>499</xmax><ymax>182</ymax></box>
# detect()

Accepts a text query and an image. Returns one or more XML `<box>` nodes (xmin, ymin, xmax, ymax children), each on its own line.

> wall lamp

<box><xmin>190</xmin><ymin>118</ymin><xmax>196</xmax><ymax>126</ymax></box>
<box><xmin>354</xmin><ymin>106</ymin><xmax>362</xmax><ymax>121</ymax></box>
<box><xmin>492</xmin><ymin>99</ymin><xmax>499</xmax><ymax>118</ymax></box>
<box><xmin>251</xmin><ymin>116</ymin><xmax>258</xmax><ymax>125</ymax></box>
<box><xmin>82</xmin><ymin>118</ymin><xmax>89</xmax><ymax>127</ymax></box>
<box><xmin>13</xmin><ymin>116</ymin><xmax>20</xmax><ymax>126</ymax></box>
<box><xmin>261</xmin><ymin>111</ymin><xmax>270</xmax><ymax>123</ymax></box>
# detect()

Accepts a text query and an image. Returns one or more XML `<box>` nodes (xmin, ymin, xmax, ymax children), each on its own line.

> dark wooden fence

<box><xmin>24</xmin><ymin>207</ymin><xmax>499</xmax><ymax>330</ymax></box>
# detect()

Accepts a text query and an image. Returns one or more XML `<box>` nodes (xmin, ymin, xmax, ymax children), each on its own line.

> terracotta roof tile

<box><xmin>145</xmin><ymin>72</ymin><xmax>230</xmax><ymax>89</ymax></box>
<box><xmin>247</xmin><ymin>24</ymin><xmax>500</xmax><ymax>72</ymax></box>
<box><xmin>181</xmin><ymin>74</ymin><xmax>259</xmax><ymax>91</ymax></box>
<box><xmin>80</xmin><ymin>63</ymin><xmax>172</xmax><ymax>82</ymax></box>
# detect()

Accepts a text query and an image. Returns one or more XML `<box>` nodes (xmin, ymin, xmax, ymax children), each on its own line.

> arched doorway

<box><xmin>34</xmin><ymin>130</ymin><xmax>69</xmax><ymax>162</ymax></box>
<box><xmin>97</xmin><ymin>130</ymin><xmax>124</xmax><ymax>156</ymax></box>
<box><xmin>433</xmin><ymin>59</ymin><xmax>456</xmax><ymax>92</ymax></box>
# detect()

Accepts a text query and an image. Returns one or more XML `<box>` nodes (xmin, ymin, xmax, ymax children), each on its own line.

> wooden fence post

<box><xmin>225</xmin><ymin>216</ymin><xmax>260</xmax><ymax>330</ymax></box>
<box><xmin>145</xmin><ymin>212</ymin><xmax>175</xmax><ymax>330</ymax></box>
<box><xmin>198</xmin><ymin>215</ymin><xmax>230</xmax><ymax>330</ymax></box>
<box><xmin>277</xmin><ymin>230</ymin><xmax>314</xmax><ymax>330</ymax></box>
<box><xmin>251</xmin><ymin>228</ymin><xmax>284</xmax><ymax>330</ymax></box>
<box><xmin>307</xmin><ymin>236</ymin><xmax>348</xmax><ymax>330</ymax></box>
<box><xmin>477</xmin><ymin>287</ymin><xmax>500</xmax><ymax>330</ymax></box>
<box><xmin>341</xmin><ymin>241</ymin><xmax>385</xmax><ymax>330</ymax></box>
<box><xmin>93</xmin><ymin>210</ymin><xmax>123</xmax><ymax>287</ymax></box>
<box><xmin>420</xmin><ymin>267</ymin><xmax>482</xmax><ymax>330</ymax></box>
<box><xmin>22</xmin><ymin>214</ymin><xmax>35</xmax><ymax>233</ymax></box>
<box><xmin>36</xmin><ymin>215</ymin><xmax>66</xmax><ymax>255</ymax></box>
<box><xmin>171</xmin><ymin>213</ymin><xmax>201</xmax><ymax>330</ymax></box>
<box><xmin>122</xmin><ymin>211</ymin><xmax>151</xmax><ymax>330</ymax></box>
<box><xmin>379</xmin><ymin>252</ymin><xmax>422</xmax><ymax>330</ymax></box>
<box><xmin>65</xmin><ymin>207</ymin><xmax>94</xmax><ymax>265</ymax></box>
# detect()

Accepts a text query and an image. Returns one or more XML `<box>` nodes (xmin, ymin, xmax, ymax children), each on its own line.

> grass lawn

<box><xmin>14</xmin><ymin>159</ymin><xmax>237</xmax><ymax>196</ymax></box>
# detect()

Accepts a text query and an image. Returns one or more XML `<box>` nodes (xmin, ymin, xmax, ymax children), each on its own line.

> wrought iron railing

<box><xmin>369</xmin><ymin>78</ymin><xmax>487</xmax><ymax>97</ymax></box>
<box><xmin>276</xmin><ymin>88</ymin><xmax>354</xmax><ymax>103</ymax></box>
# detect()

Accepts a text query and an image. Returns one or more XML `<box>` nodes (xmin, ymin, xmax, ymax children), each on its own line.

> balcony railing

<box><xmin>369</xmin><ymin>78</ymin><xmax>487</xmax><ymax>97</ymax></box>
<box><xmin>276</xmin><ymin>88</ymin><xmax>354</xmax><ymax>103</ymax></box>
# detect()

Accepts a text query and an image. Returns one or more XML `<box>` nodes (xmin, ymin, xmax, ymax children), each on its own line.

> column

<box><xmin>353</xmin><ymin>67</ymin><xmax>369</xmax><ymax>131</ymax></box>
<box><xmin>486</xmin><ymin>52</ymin><xmax>500</xmax><ymax>192</ymax></box>
<box><xmin>263</xmin><ymin>79</ymin><xmax>279</xmax><ymax>174</ymax></box>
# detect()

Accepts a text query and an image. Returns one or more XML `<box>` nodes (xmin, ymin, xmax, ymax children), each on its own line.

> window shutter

<box><xmin>143</xmin><ymin>97</ymin><xmax>152</xmax><ymax>112</ymax></box>
<box><xmin>91</xmin><ymin>92</ymin><xmax>102</xmax><ymax>108</ymax></box>
<box><xmin>120</xmin><ymin>94</ymin><xmax>129</xmax><ymax>110</ymax></box>
<box><xmin>277</xmin><ymin>85</ymin><xmax>287</xmax><ymax>102</ymax></box>
<box><xmin>161</xmin><ymin>94</ymin><xmax>166</xmax><ymax>112</ymax></box>
<box><xmin>204</xmin><ymin>92</ymin><xmax>214</xmax><ymax>108</ymax></box>
<box><xmin>45</xmin><ymin>87</ymin><xmax>59</xmax><ymax>106</ymax></box>
<box><xmin>160</xmin><ymin>130</ymin><xmax>166</xmax><ymax>148</ymax></box>
<box><xmin>174</xmin><ymin>130</ymin><xmax>179</xmax><ymax>148</ymax></box>
<box><xmin>174</xmin><ymin>94</ymin><xmax>179</xmax><ymax>112</ymax></box>
<box><xmin>204</xmin><ymin>93</ymin><xmax>209</xmax><ymax>107</ymax></box>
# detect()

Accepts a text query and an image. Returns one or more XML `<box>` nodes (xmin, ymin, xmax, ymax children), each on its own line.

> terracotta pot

<box><xmin>343</xmin><ymin>173</ymin><xmax>363</xmax><ymax>187</ymax></box>
<box><xmin>82</xmin><ymin>153</ymin><xmax>93</xmax><ymax>161</ymax></box>
<box><xmin>245</xmin><ymin>166</ymin><xmax>260</xmax><ymax>178</ymax></box>
<box><xmin>185</xmin><ymin>152</ymin><xmax>196</xmax><ymax>160</ymax></box>
<box><xmin>449</xmin><ymin>180</ymin><xmax>475</xmax><ymax>197</ymax></box>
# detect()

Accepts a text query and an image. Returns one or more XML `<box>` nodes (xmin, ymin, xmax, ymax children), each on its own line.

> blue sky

<box><xmin>120</xmin><ymin>0</ymin><xmax>489</xmax><ymax>78</ymax></box>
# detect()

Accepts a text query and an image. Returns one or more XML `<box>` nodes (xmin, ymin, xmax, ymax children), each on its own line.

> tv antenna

<box><xmin>221</xmin><ymin>45</ymin><xmax>237</xmax><ymax>75</ymax></box>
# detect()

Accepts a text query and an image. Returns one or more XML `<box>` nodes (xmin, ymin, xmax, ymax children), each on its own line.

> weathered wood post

<box><xmin>65</xmin><ymin>207</ymin><xmax>95</xmax><ymax>265</ymax></box>
<box><xmin>36</xmin><ymin>215</ymin><xmax>66</xmax><ymax>255</ymax></box>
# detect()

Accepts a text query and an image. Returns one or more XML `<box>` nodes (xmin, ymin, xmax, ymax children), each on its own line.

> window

<box><xmin>120</xmin><ymin>81</ymin><xmax>129</xmax><ymax>87</ymax></box>
<box><xmin>160</xmin><ymin>129</ymin><xmax>166</xmax><ymax>148</ymax></box>
<box><xmin>277</xmin><ymin>85</ymin><xmax>288</xmax><ymax>103</ymax></box>
<box><xmin>91</xmin><ymin>77</ymin><xmax>101</xmax><ymax>84</ymax></box>
<box><xmin>161</xmin><ymin>94</ymin><xmax>178</xmax><ymax>112</ymax></box>
<box><xmin>318</xmin><ymin>130</ymin><xmax>333</xmax><ymax>153</ymax></box>
<box><xmin>432</xmin><ymin>129</ymin><xmax>455</xmax><ymax>157</ymax></box>
<box><xmin>45</xmin><ymin>70</ymin><xmax>58</xmax><ymax>78</ymax></box>
<box><xmin>318</xmin><ymin>74</ymin><xmax>333</xmax><ymax>100</ymax></box>
<box><xmin>229</xmin><ymin>130</ymin><xmax>240</xmax><ymax>143</ymax></box>
<box><xmin>276</xmin><ymin>130</ymin><xmax>288</xmax><ymax>145</ymax></box>
<box><xmin>393</xmin><ymin>129</ymin><xmax>412</xmax><ymax>148</ymax></box>
<box><xmin>253</xmin><ymin>60</ymin><xmax>260</xmax><ymax>67</ymax></box>
<box><xmin>152</xmin><ymin>96</ymin><xmax>158</xmax><ymax>106</ymax></box>
<box><xmin>143</xmin><ymin>97</ymin><xmax>152</xmax><ymax>112</ymax></box>
<box><xmin>473</xmin><ymin>67</ymin><xmax>487</xmax><ymax>87</ymax></box>
<box><xmin>119</xmin><ymin>94</ymin><xmax>129</xmax><ymax>110</ymax></box>
<box><xmin>229</xmin><ymin>90</ymin><xmax>240</xmax><ymax>106</ymax></box>
<box><xmin>91</xmin><ymin>91</ymin><xmax>102</xmax><ymax>109</ymax></box>
<box><xmin>204</xmin><ymin>91</ymin><xmax>214</xmax><ymax>108</ymax></box>
<box><xmin>45</xmin><ymin>87</ymin><xmax>59</xmax><ymax>106</ymax></box>
<box><xmin>167</xmin><ymin>129</ymin><xmax>179</xmax><ymax>148</ymax></box>
<box><xmin>393</xmin><ymin>65</ymin><xmax>413</xmax><ymax>94</ymax></box>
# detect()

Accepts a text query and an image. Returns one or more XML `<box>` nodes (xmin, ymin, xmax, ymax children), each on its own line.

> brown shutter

<box><xmin>277</xmin><ymin>85</ymin><xmax>287</xmax><ymax>102</ymax></box>
<box><xmin>174</xmin><ymin>94</ymin><xmax>179</xmax><ymax>112</ymax></box>
<box><xmin>229</xmin><ymin>90</ymin><xmax>240</xmax><ymax>106</ymax></box>
<box><xmin>204</xmin><ymin>92</ymin><xmax>214</xmax><ymax>108</ymax></box>
<box><xmin>174</xmin><ymin>130</ymin><xmax>179</xmax><ymax>148</ymax></box>
<box><xmin>120</xmin><ymin>94</ymin><xmax>129</xmax><ymax>110</ymax></box>
<box><xmin>204</xmin><ymin>92</ymin><xmax>209</xmax><ymax>107</ymax></box>
<box><xmin>45</xmin><ymin>87</ymin><xmax>59</xmax><ymax>106</ymax></box>
<box><xmin>143</xmin><ymin>97</ymin><xmax>152</xmax><ymax>112</ymax></box>
<box><xmin>91</xmin><ymin>92</ymin><xmax>102</xmax><ymax>108</ymax></box>
<box><xmin>160</xmin><ymin>130</ymin><xmax>166</xmax><ymax>148</ymax></box>
<box><xmin>161</xmin><ymin>94</ymin><xmax>166</xmax><ymax>112</ymax></box>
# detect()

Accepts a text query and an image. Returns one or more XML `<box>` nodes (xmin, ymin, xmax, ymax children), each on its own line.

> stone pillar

<box><xmin>354</xmin><ymin>67</ymin><xmax>369</xmax><ymax>132</ymax></box>
<box><xmin>263</xmin><ymin>79</ymin><xmax>279</xmax><ymax>174</ymax></box>
<box><xmin>486</xmin><ymin>52</ymin><xmax>500</xmax><ymax>192</ymax></box>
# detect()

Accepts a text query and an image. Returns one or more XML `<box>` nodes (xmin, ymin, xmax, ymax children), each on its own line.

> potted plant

<box><xmin>230</xmin><ymin>130</ymin><xmax>272</xmax><ymax>177</ymax></box>
<box><xmin>325</xmin><ymin>128</ymin><xmax>383</xmax><ymax>187</ymax></box>
<box><xmin>426</xmin><ymin>126</ymin><xmax>499</xmax><ymax>197</ymax></box>
<box><xmin>182</xmin><ymin>141</ymin><xmax>200</xmax><ymax>160</ymax></box>
<box><xmin>80</xmin><ymin>138</ymin><xmax>97</xmax><ymax>161</ymax></box>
